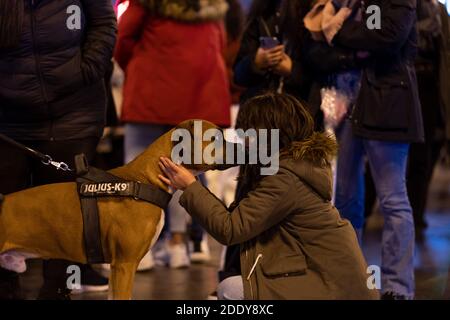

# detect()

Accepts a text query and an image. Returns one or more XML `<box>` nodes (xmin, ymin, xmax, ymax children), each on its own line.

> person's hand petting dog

<box><xmin>158</xmin><ymin>156</ymin><xmax>196</xmax><ymax>191</ymax></box>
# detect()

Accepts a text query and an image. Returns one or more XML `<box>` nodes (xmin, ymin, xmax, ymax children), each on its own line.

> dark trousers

<box><xmin>0</xmin><ymin>137</ymin><xmax>98</xmax><ymax>293</ymax></box>
<box><xmin>407</xmin><ymin>140</ymin><xmax>444</xmax><ymax>227</ymax></box>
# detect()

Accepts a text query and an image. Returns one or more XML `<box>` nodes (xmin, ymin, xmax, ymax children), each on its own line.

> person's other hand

<box><xmin>158</xmin><ymin>157</ymin><xmax>196</xmax><ymax>191</ymax></box>
<box><xmin>254</xmin><ymin>45</ymin><xmax>285</xmax><ymax>71</ymax></box>
<box><xmin>273</xmin><ymin>53</ymin><xmax>293</xmax><ymax>77</ymax></box>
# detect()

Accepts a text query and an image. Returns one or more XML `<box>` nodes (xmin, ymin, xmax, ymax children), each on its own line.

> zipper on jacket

<box><xmin>244</xmin><ymin>246</ymin><xmax>254</xmax><ymax>300</ymax></box>
<box><xmin>246</xmin><ymin>252</ymin><xmax>263</xmax><ymax>300</ymax></box>
<box><xmin>246</xmin><ymin>253</ymin><xmax>263</xmax><ymax>281</ymax></box>
<box><xmin>30</xmin><ymin>0</ymin><xmax>53</xmax><ymax>140</ymax></box>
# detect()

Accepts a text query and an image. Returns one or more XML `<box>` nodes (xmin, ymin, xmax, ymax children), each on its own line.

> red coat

<box><xmin>114</xmin><ymin>1</ymin><xmax>231</xmax><ymax>127</ymax></box>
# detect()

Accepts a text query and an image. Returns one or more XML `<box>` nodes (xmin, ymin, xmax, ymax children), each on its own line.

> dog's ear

<box><xmin>172</xmin><ymin>120</ymin><xmax>196</xmax><ymax>165</ymax></box>
<box><xmin>175</xmin><ymin>119</ymin><xmax>195</xmax><ymax>136</ymax></box>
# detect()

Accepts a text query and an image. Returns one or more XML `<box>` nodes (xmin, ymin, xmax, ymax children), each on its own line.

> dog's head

<box><xmin>170</xmin><ymin>119</ymin><xmax>238</xmax><ymax>172</ymax></box>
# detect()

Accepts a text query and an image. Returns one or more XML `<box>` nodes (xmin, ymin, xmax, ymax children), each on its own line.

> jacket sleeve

<box><xmin>233</xmin><ymin>18</ymin><xmax>266</xmax><ymax>87</ymax></box>
<box><xmin>114</xmin><ymin>1</ymin><xmax>147</xmax><ymax>70</ymax></box>
<box><xmin>179</xmin><ymin>170</ymin><xmax>297</xmax><ymax>246</ymax></box>
<box><xmin>81</xmin><ymin>0</ymin><xmax>117</xmax><ymax>84</ymax></box>
<box><xmin>333</xmin><ymin>0</ymin><xmax>416</xmax><ymax>55</ymax></box>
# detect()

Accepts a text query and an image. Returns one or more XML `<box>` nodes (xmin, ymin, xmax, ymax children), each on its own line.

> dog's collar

<box><xmin>74</xmin><ymin>154</ymin><xmax>172</xmax><ymax>209</ymax></box>
<box><xmin>78</xmin><ymin>180</ymin><xmax>172</xmax><ymax>208</ymax></box>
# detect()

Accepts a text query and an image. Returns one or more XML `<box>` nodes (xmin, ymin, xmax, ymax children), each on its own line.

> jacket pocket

<box><xmin>46</xmin><ymin>51</ymin><xmax>85</xmax><ymax>98</ymax></box>
<box><xmin>260</xmin><ymin>253</ymin><xmax>307</xmax><ymax>278</ymax></box>
<box><xmin>358</xmin><ymin>71</ymin><xmax>411</xmax><ymax>131</ymax></box>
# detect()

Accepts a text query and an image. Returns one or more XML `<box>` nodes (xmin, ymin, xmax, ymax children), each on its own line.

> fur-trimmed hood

<box><xmin>280</xmin><ymin>132</ymin><xmax>338</xmax><ymax>201</ymax></box>
<box><xmin>138</xmin><ymin>0</ymin><xmax>228</xmax><ymax>23</ymax></box>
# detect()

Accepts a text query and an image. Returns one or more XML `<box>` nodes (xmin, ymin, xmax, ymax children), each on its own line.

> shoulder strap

<box><xmin>77</xmin><ymin>183</ymin><xmax>106</xmax><ymax>264</ymax></box>
<box><xmin>259</xmin><ymin>17</ymin><xmax>272</xmax><ymax>37</ymax></box>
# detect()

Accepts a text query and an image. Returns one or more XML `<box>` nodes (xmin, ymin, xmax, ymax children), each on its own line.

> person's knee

<box><xmin>217</xmin><ymin>276</ymin><xmax>244</xmax><ymax>300</ymax></box>
<box><xmin>378</xmin><ymin>190</ymin><xmax>412</xmax><ymax>217</ymax></box>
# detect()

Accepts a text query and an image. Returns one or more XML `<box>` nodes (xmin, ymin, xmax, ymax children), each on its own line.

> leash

<box><xmin>0</xmin><ymin>133</ymin><xmax>73</xmax><ymax>172</ymax></box>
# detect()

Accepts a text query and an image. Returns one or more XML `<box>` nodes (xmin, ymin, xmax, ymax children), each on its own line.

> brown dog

<box><xmin>0</xmin><ymin>119</ymin><xmax>231</xmax><ymax>300</ymax></box>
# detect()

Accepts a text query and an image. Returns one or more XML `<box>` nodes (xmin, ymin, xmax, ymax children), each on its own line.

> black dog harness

<box><xmin>75</xmin><ymin>154</ymin><xmax>172</xmax><ymax>264</ymax></box>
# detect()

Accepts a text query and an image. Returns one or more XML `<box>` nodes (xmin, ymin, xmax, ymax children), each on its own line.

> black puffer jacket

<box><xmin>0</xmin><ymin>0</ymin><xmax>117</xmax><ymax>141</ymax></box>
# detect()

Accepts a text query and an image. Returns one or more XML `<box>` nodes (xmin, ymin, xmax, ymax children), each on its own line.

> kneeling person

<box><xmin>159</xmin><ymin>93</ymin><xmax>379</xmax><ymax>300</ymax></box>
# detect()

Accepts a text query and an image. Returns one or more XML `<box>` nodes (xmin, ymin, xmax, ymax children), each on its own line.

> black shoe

<box><xmin>71</xmin><ymin>265</ymin><xmax>109</xmax><ymax>294</ymax></box>
<box><xmin>381</xmin><ymin>291</ymin><xmax>408</xmax><ymax>300</ymax></box>
<box><xmin>0</xmin><ymin>268</ymin><xmax>23</xmax><ymax>300</ymax></box>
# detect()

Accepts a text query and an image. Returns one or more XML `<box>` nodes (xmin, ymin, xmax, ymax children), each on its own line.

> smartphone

<box><xmin>259</xmin><ymin>37</ymin><xmax>280</xmax><ymax>50</ymax></box>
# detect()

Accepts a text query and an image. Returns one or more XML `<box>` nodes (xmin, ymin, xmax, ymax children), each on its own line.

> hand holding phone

<box><xmin>259</xmin><ymin>37</ymin><xmax>280</xmax><ymax>50</ymax></box>
<box><xmin>255</xmin><ymin>37</ymin><xmax>284</xmax><ymax>71</ymax></box>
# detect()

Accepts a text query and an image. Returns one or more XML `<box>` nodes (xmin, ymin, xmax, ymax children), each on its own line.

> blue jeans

<box><xmin>335</xmin><ymin>119</ymin><xmax>415</xmax><ymax>299</ymax></box>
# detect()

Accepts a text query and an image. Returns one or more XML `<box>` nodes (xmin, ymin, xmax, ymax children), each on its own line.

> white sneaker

<box><xmin>190</xmin><ymin>238</ymin><xmax>211</xmax><ymax>263</ymax></box>
<box><xmin>137</xmin><ymin>250</ymin><xmax>155</xmax><ymax>271</ymax></box>
<box><xmin>207</xmin><ymin>292</ymin><xmax>218</xmax><ymax>300</ymax></box>
<box><xmin>153</xmin><ymin>245</ymin><xmax>170</xmax><ymax>266</ymax></box>
<box><xmin>168</xmin><ymin>243</ymin><xmax>190</xmax><ymax>269</ymax></box>
<box><xmin>153</xmin><ymin>241</ymin><xmax>190</xmax><ymax>268</ymax></box>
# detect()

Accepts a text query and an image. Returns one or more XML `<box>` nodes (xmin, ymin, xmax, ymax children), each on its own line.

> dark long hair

<box><xmin>0</xmin><ymin>0</ymin><xmax>24</xmax><ymax>49</ymax></box>
<box><xmin>235</xmin><ymin>92</ymin><xmax>315</xmax><ymax>193</ymax></box>
<box><xmin>246</xmin><ymin>0</ymin><xmax>310</xmax><ymax>46</ymax></box>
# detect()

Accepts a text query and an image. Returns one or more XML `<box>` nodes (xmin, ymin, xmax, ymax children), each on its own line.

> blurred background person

<box><xmin>332</xmin><ymin>0</ymin><xmax>423</xmax><ymax>300</ymax></box>
<box><xmin>114</xmin><ymin>0</ymin><xmax>231</xmax><ymax>269</ymax></box>
<box><xmin>362</xmin><ymin>0</ymin><xmax>450</xmax><ymax>239</ymax></box>
<box><xmin>0</xmin><ymin>0</ymin><xmax>116</xmax><ymax>299</ymax></box>
<box><xmin>407</xmin><ymin>0</ymin><xmax>450</xmax><ymax>235</ymax></box>
<box><xmin>233</xmin><ymin>0</ymin><xmax>321</xmax><ymax>127</ymax></box>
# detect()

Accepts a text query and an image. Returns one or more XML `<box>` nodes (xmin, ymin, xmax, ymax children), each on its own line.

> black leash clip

<box><xmin>41</xmin><ymin>154</ymin><xmax>73</xmax><ymax>172</ymax></box>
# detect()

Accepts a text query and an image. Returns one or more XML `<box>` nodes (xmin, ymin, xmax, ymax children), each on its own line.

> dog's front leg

<box><xmin>108</xmin><ymin>262</ymin><xmax>138</xmax><ymax>300</ymax></box>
